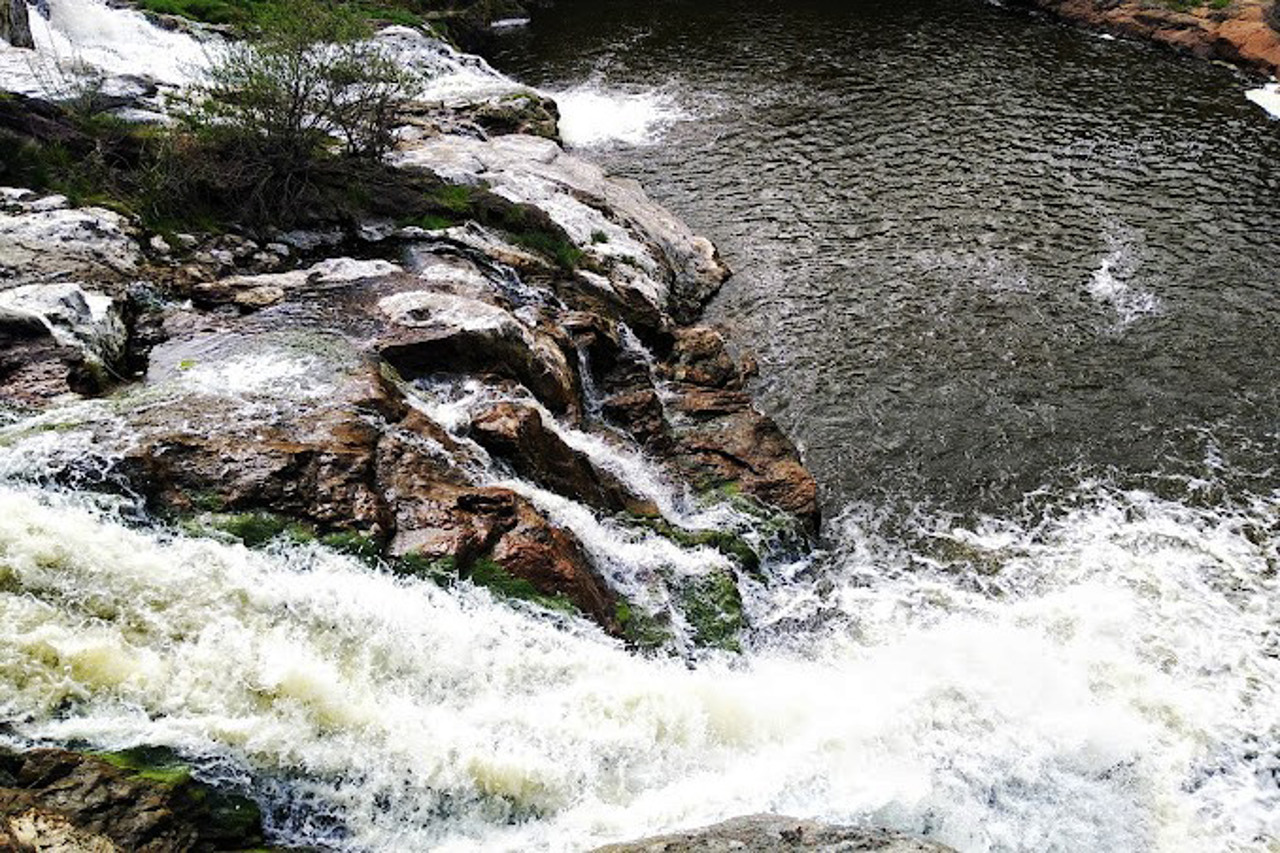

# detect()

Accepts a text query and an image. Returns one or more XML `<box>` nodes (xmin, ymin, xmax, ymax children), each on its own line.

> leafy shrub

<box><xmin>177</xmin><ymin>0</ymin><xmax>422</xmax><ymax>220</ymax></box>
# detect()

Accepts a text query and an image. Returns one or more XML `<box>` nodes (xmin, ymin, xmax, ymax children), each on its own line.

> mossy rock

<box><xmin>181</xmin><ymin>511</ymin><xmax>316</xmax><ymax>548</ymax></box>
<box><xmin>677</xmin><ymin>568</ymin><xmax>745</xmax><ymax>652</ymax></box>
<box><xmin>614</xmin><ymin>598</ymin><xmax>675</xmax><ymax>652</ymax></box>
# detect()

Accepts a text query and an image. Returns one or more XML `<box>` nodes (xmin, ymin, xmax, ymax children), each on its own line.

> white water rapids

<box><xmin>3</xmin><ymin>1</ymin><xmax>1280</xmax><ymax>850</ymax></box>
<box><xmin>1</xmin><ymin>462</ymin><xmax>1277</xmax><ymax>852</ymax></box>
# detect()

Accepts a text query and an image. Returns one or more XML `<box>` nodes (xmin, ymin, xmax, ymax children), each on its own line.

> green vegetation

<box><xmin>678</xmin><ymin>569</ymin><xmax>744</xmax><ymax>652</ymax></box>
<box><xmin>186</xmin><ymin>511</ymin><xmax>316</xmax><ymax>547</ymax></box>
<box><xmin>0</xmin><ymin>0</ymin><xmax>421</xmax><ymax>230</ymax></box>
<box><xmin>590</xmin><ymin>229</ymin><xmax>610</xmax><ymax>244</ymax></box>
<box><xmin>632</xmin><ymin>515</ymin><xmax>761</xmax><ymax>577</ymax></box>
<box><xmin>95</xmin><ymin>746</ymin><xmax>193</xmax><ymax>785</ymax></box>
<box><xmin>614</xmin><ymin>598</ymin><xmax>674</xmax><ymax>652</ymax></box>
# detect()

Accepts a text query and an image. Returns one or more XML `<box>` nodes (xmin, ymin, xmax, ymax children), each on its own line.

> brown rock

<box><xmin>471</xmin><ymin>401</ymin><xmax>656</xmax><ymax>515</ymax></box>
<box><xmin>669</xmin><ymin>388</ymin><xmax>819</xmax><ymax>530</ymax></box>
<box><xmin>662</xmin><ymin>326</ymin><xmax>744</xmax><ymax>390</ymax></box>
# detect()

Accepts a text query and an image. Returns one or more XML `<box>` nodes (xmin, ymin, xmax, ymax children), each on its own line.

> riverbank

<box><xmin>1010</xmin><ymin>0</ymin><xmax>1280</xmax><ymax>78</ymax></box>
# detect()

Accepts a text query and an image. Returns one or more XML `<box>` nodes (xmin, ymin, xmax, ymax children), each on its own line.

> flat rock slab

<box><xmin>593</xmin><ymin>815</ymin><xmax>954</xmax><ymax>853</ymax></box>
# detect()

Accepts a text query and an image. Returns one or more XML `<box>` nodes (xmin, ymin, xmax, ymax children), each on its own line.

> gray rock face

<box><xmin>0</xmin><ymin>200</ymin><xmax>140</xmax><ymax>284</ymax></box>
<box><xmin>592</xmin><ymin>815</ymin><xmax>955</xmax><ymax>853</ymax></box>
<box><xmin>394</xmin><ymin>134</ymin><xmax>730</xmax><ymax>324</ymax></box>
<box><xmin>1</xmin><ymin>0</ymin><xmax>34</xmax><ymax>50</ymax></box>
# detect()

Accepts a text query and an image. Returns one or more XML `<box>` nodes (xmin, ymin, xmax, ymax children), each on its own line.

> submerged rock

<box><xmin>592</xmin><ymin>815</ymin><xmax>955</xmax><ymax>852</ymax></box>
<box><xmin>0</xmin><ymin>747</ymin><xmax>267</xmax><ymax>852</ymax></box>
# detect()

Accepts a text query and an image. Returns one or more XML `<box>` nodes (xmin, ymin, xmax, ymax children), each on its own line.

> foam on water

<box><xmin>1086</xmin><ymin>231</ymin><xmax>1162</xmax><ymax>329</ymax></box>
<box><xmin>1246</xmin><ymin>83</ymin><xmax>1280</xmax><ymax>119</ymax></box>
<box><xmin>1</xmin><ymin>472</ymin><xmax>1277</xmax><ymax>852</ymax></box>
<box><xmin>551</xmin><ymin>85</ymin><xmax>689</xmax><ymax>148</ymax></box>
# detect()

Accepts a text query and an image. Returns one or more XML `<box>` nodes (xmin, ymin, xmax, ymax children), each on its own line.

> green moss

<box><xmin>590</xmin><ymin>230</ymin><xmax>610</xmax><ymax>244</ymax></box>
<box><xmin>678</xmin><ymin>569</ymin><xmax>745</xmax><ymax>652</ymax></box>
<box><xmin>630</xmin><ymin>516</ymin><xmax>762</xmax><ymax>578</ymax></box>
<box><xmin>470</xmin><ymin>558</ymin><xmax>579</xmax><ymax>614</ymax></box>
<box><xmin>395</xmin><ymin>552</ymin><xmax>457</xmax><ymax>585</ymax></box>
<box><xmin>614</xmin><ymin>598</ymin><xmax>674</xmax><ymax>652</ymax></box>
<box><xmin>319</xmin><ymin>531</ymin><xmax>383</xmax><ymax>561</ymax></box>
<box><xmin>189</xmin><ymin>511</ymin><xmax>315</xmax><ymax>547</ymax></box>
<box><xmin>96</xmin><ymin>746</ymin><xmax>192</xmax><ymax>785</ymax></box>
<box><xmin>512</xmin><ymin>229</ymin><xmax>584</xmax><ymax>271</ymax></box>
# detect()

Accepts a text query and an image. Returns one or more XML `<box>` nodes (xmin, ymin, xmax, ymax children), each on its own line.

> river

<box><xmin>1</xmin><ymin>0</ymin><xmax>1279</xmax><ymax>850</ymax></box>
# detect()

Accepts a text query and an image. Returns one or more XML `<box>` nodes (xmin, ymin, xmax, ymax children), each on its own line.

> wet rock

<box><xmin>192</xmin><ymin>257</ymin><xmax>403</xmax><ymax>310</ymax></box>
<box><xmin>0</xmin><ymin>283</ymin><xmax>128</xmax><ymax>406</ymax></box>
<box><xmin>464</xmin><ymin>92</ymin><xmax>561</xmax><ymax>140</ymax></box>
<box><xmin>0</xmin><ymin>747</ymin><xmax>266</xmax><ymax>852</ymax></box>
<box><xmin>592</xmin><ymin>815</ymin><xmax>955</xmax><ymax>852</ymax></box>
<box><xmin>472</xmin><ymin>401</ymin><xmax>655</xmax><ymax>514</ymax></box>
<box><xmin>378</xmin><ymin>289</ymin><xmax>579</xmax><ymax>414</ymax></box>
<box><xmin>662</xmin><ymin>326</ymin><xmax>745</xmax><ymax>390</ymax></box>
<box><xmin>0</xmin><ymin>203</ymin><xmax>140</xmax><ymax>284</ymax></box>
<box><xmin>667</xmin><ymin>388</ymin><xmax>819</xmax><ymax>530</ymax></box>
<box><xmin>1</xmin><ymin>0</ymin><xmax>34</xmax><ymax>49</ymax></box>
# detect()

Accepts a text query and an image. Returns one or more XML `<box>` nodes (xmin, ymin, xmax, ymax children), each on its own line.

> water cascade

<box><xmin>2</xmin><ymin>0</ymin><xmax>1280</xmax><ymax>851</ymax></box>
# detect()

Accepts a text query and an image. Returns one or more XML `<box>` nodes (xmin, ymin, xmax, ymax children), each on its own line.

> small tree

<box><xmin>184</xmin><ymin>0</ymin><xmax>421</xmax><ymax>217</ymax></box>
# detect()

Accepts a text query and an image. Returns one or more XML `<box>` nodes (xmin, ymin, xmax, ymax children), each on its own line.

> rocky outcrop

<box><xmin>0</xmin><ymin>747</ymin><xmax>267</xmax><ymax>852</ymax></box>
<box><xmin>0</xmin><ymin>194</ymin><xmax>141</xmax><ymax>284</ymax></box>
<box><xmin>1</xmin><ymin>0</ymin><xmax>33</xmax><ymax>50</ymax></box>
<box><xmin>592</xmin><ymin>815</ymin><xmax>955</xmax><ymax>853</ymax></box>
<box><xmin>0</xmin><ymin>90</ymin><xmax>813</xmax><ymax>650</ymax></box>
<box><xmin>394</xmin><ymin>133</ymin><xmax>731</xmax><ymax>326</ymax></box>
<box><xmin>1013</xmin><ymin>0</ymin><xmax>1280</xmax><ymax>77</ymax></box>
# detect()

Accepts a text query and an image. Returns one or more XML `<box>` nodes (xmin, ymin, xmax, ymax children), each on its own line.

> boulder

<box><xmin>394</xmin><ymin>134</ymin><xmax>731</xmax><ymax>324</ymax></box>
<box><xmin>592</xmin><ymin>815</ymin><xmax>954</xmax><ymax>853</ymax></box>
<box><xmin>667</xmin><ymin>388</ymin><xmax>819</xmax><ymax>530</ymax></box>
<box><xmin>0</xmin><ymin>747</ymin><xmax>266</xmax><ymax>852</ymax></box>
<box><xmin>378</xmin><ymin>289</ymin><xmax>579</xmax><ymax>415</ymax></box>
<box><xmin>0</xmin><ymin>283</ymin><xmax>128</xmax><ymax>406</ymax></box>
<box><xmin>0</xmin><ymin>203</ymin><xmax>140</xmax><ymax>284</ymax></box>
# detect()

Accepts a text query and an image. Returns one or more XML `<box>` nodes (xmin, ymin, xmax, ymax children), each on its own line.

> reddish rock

<box><xmin>668</xmin><ymin>387</ymin><xmax>819</xmax><ymax>531</ymax></box>
<box><xmin>471</xmin><ymin>401</ymin><xmax>656</xmax><ymax>515</ymax></box>
<box><xmin>1014</xmin><ymin>0</ymin><xmax>1280</xmax><ymax>77</ymax></box>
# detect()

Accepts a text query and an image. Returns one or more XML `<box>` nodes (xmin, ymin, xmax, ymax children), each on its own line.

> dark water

<box><xmin>486</xmin><ymin>0</ymin><xmax>1280</xmax><ymax>518</ymax></box>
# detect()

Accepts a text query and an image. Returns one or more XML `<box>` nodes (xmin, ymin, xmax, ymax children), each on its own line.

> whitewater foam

<box><xmin>1086</xmin><ymin>231</ymin><xmax>1161</xmax><ymax>329</ymax></box>
<box><xmin>551</xmin><ymin>85</ymin><xmax>689</xmax><ymax>148</ymax></box>
<box><xmin>1245</xmin><ymin>82</ymin><xmax>1280</xmax><ymax>119</ymax></box>
<box><xmin>1</xmin><ymin>471</ymin><xmax>1276</xmax><ymax>852</ymax></box>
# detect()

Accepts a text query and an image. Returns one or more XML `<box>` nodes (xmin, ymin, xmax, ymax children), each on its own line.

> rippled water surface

<box><xmin>488</xmin><ymin>0</ymin><xmax>1280</xmax><ymax>514</ymax></box>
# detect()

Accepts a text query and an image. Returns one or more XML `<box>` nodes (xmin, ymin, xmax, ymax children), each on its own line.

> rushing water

<box><xmin>3</xmin><ymin>1</ymin><xmax>1280</xmax><ymax>851</ymax></box>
